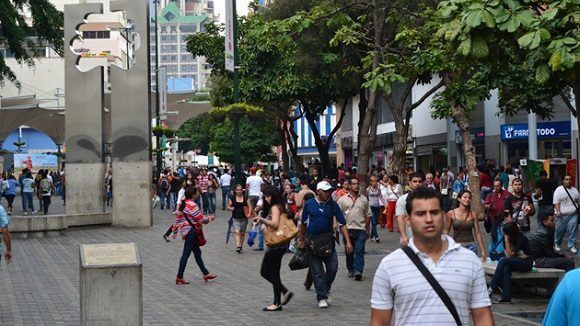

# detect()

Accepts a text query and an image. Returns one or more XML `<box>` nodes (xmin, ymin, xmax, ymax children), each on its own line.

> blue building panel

<box><xmin>2</xmin><ymin>128</ymin><xmax>57</xmax><ymax>152</ymax></box>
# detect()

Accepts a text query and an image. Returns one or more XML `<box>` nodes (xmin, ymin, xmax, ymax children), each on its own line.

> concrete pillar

<box><xmin>80</xmin><ymin>243</ymin><xmax>142</xmax><ymax>326</ymax></box>
<box><xmin>64</xmin><ymin>3</ymin><xmax>105</xmax><ymax>216</ymax></box>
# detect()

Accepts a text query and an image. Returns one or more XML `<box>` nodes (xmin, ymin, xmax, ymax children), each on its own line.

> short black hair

<box><xmin>409</xmin><ymin>172</ymin><xmax>424</xmax><ymax>181</ymax></box>
<box><xmin>405</xmin><ymin>186</ymin><xmax>442</xmax><ymax>215</ymax></box>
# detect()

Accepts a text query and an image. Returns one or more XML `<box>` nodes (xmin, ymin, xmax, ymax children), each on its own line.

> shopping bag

<box><xmin>247</xmin><ymin>222</ymin><xmax>258</xmax><ymax>247</ymax></box>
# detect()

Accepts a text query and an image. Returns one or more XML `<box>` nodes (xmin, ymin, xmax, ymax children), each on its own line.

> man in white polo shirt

<box><xmin>396</xmin><ymin>172</ymin><xmax>423</xmax><ymax>246</ymax></box>
<box><xmin>371</xmin><ymin>187</ymin><xmax>492</xmax><ymax>325</ymax></box>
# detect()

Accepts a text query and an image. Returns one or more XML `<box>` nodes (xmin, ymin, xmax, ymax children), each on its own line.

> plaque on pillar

<box><xmin>80</xmin><ymin>243</ymin><xmax>142</xmax><ymax>325</ymax></box>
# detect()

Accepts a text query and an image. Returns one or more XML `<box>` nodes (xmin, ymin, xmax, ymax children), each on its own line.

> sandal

<box><xmin>262</xmin><ymin>304</ymin><xmax>282</xmax><ymax>312</ymax></box>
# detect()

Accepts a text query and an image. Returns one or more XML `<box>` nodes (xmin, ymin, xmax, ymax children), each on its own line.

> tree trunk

<box><xmin>285</xmin><ymin>123</ymin><xmax>303</xmax><ymax>174</ymax></box>
<box><xmin>305</xmin><ymin>111</ymin><xmax>332</xmax><ymax>176</ymax></box>
<box><xmin>278</xmin><ymin>120</ymin><xmax>290</xmax><ymax>174</ymax></box>
<box><xmin>451</xmin><ymin>102</ymin><xmax>484</xmax><ymax>220</ymax></box>
<box><xmin>355</xmin><ymin>2</ymin><xmax>383</xmax><ymax>192</ymax></box>
<box><xmin>386</xmin><ymin>95</ymin><xmax>408</xmax><ymax>184</ymax></box>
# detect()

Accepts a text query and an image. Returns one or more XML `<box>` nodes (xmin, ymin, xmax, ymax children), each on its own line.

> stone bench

<box><xmin>9</xmin><ymin>212</ymin><xmax>112</xmax><ymax>238</ymax></box>
<box><xmin>483</xmin><ymin>261</ymin><xmax>565</xmax><ymax>295</ymax></box>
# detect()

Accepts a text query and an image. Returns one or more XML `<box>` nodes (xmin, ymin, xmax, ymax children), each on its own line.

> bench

<box><xmin>483</xmin><ymin>261</ymin><xmax>565</xmax><ymax>295</ymax></box>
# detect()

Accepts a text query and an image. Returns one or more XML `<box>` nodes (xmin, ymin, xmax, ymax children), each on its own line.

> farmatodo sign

<box><xmin>501</xmin><ymin>121</ymin><xmax>571</xmax><ymax>141</ymax></box>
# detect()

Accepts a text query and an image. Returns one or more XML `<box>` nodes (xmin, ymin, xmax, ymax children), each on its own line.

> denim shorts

<box><xmin>232</xmin><ymin>218</ymin><xmax>248</xmax><ymax>232</ymax></box>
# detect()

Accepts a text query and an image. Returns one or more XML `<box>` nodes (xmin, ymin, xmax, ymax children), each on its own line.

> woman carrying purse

<box><xmin>173</xmin><ymin>186</ymin><xmax>217</xmax><ymax>285</ymax></box>
<box><xmin>253</xmin><ymin>185</ymin><xmax>294</xmax><ymax>311</ymax></box>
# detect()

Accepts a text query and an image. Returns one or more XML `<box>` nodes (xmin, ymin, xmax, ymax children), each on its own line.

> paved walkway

<box><xmin>0</xmin><ymin>195</ymin><xmax>563</xmax><ymax>325</ymax></box>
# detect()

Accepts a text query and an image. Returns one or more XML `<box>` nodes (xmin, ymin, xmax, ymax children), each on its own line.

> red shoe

<box><xmin>203</xmin><ymin>274</ymin><xmax>218</xmax><ymax>282</ymax></box>
<box><xmin>175</xmin><ymin>277</ymin><xmax>190</xmax><ymax>285</ymax></box>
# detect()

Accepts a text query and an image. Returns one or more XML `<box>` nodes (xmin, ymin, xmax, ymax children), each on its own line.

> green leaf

<box><xmin>481</xmin><ymin>10</ymin><xmax>496</xmax><ymax>28</ymax></box>
<box><xmin>465</xmin><ymin>10</ymin><xmax>483</xmax><ymax>27</ymax></box>
<box><xmin>549</xmin><ymin>52</ymin><xmax>562</xmax><ymax>71</ymax></box>
<box><xmin>541</xmin><ymin>8</ymin><xmax>558</xmax><ymax>21</ymax></box>
<box><xmin>458</xmin><ymin>38</ymin><xmax>472</xmax><ymax>56</ymax></box>
<box><xmin>538</xmin><ymin>28</ymin><xmax>551</xmax><ymax>41</ymax></box>
<box><xmin>505</xmin><ymin>16</ymin><xmax>520</xmax><ymax>32</ymax></box>
<box><xmin>517</xmin><ymin>32</ymin><xmax>535</xmax><ymax>48</ymax></box>
<box><xmin>440</xmin><ymin>4</ymin><xmax>458</xmax><ymax>18</ymax></box>
<box><xmin>535</xmin><ymin>65</ymin><xmax>550</xmax><ymax>84</ymax></box>
<box><xmin>530</xmin><ymin>31</ymin><xmax>542</xmax><ymax>49</ymax></box>
<box><xmin>471</xmin><ymin>36</ymin><xmax>489</xmax><ymax>58</ymax></box>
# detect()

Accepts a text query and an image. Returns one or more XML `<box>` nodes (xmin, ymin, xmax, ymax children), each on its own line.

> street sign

<box><xmin>225</xmin><ymin>0</ymin><xmax>235</xmax><ymax>72</ymax></box>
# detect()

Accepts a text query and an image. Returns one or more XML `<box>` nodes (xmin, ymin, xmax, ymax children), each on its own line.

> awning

<box><xmin>0</xmin><ymin>95</ymin><xmax>63</xmax><ymax>143</ymax></box>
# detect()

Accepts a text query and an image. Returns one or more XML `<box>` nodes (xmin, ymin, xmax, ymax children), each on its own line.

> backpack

<box><xmin>160</xmin><ymin>179</ymin><xmax>169</xmax><ymax>191</ymax></box>
<box><xmin>40</xmin><ymin>179</ymin><xmax>51</xmax><ymax>194</ymax></box>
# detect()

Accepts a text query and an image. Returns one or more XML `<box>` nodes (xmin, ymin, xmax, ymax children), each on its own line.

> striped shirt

<box><xmin>371</xmin><ymin>235</ymin><xmax>490</xmax><ymax>325</ymax></box>
<box><xmin>172</xmin><ymin>199</ymin><xmax>208</xmax><ymax>239</ymax></box>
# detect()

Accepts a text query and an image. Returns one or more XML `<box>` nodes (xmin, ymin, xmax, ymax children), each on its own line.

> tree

<box><xmin>437</xmin><ymin>0</ymin><xmax>579</xmax><ymax>144</ymax></box>
<box><xmin>210</xmin><ymin>116</ymin><xmax>281</xmax><ymax>165</ymax></box>
<box><xmin>176</xmin><ymin>113</ymin><xmax>213</xmax><ymax>154</ymax></box>
<box><xmin>0</xmin><ymin>0</ymin><xmax>64</xmax><ymax>86</ymax></box>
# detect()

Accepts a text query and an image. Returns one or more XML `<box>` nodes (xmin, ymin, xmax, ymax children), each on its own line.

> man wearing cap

<box><xmin>298</xmin><ymin>181</ymin><xmax>353</xmax><ymax>309</ymax></box>
<box><xmin>337</xmin><ymin>178</ymin><xmax>371</xmax><ymax>280</ymax></box>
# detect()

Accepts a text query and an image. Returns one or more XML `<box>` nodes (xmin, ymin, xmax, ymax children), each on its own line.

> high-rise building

<box><xmin>151</xmin><ymin>0</ymin><xmax>215</xmax><ymax>91</ymax></box>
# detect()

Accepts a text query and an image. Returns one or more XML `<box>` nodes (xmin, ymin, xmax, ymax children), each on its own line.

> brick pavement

<box><xmin>0</xmin><ymin>194</ymin><xmax>559</xmax><ymax>325</ymax></box>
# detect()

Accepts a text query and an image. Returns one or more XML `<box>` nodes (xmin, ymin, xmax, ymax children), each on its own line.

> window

<box><xmin>170</xmin><ymin>25</ymin><xmax>177</xmax><ymax>33</ymax></box>
<box><xmin>181</xmin><ymin>65</ymin><xmax>189</xmax><ymax>72</ymax></box>
<box><xmin>96</xmin><ymin>31</ymin><xmax>110</xmax><ymax>38</ymax></box>
<box><xmin>180</xmin><ymin>25</ymin><xmax>197</xmax><ymax>33</ymax></box>
<box><xmin>161</xmin><ymin>35</ymin><xmax>168</xmax><ymax>41</ymax></box>
<box><xmin>164</xmin><ymin>12</ymin><xmax>175</xmax><ymax>22</ymax></box>
<box><xmin>170</xmin><ymin>35</ymin><xmax>177</xmax><ymax>42</ymax></box>
<box><xmin>181</xmin><ymin>35</ymin><xmax>189</xmax><ymax>42</ymax></box>
<box><xmin>170</xmin><ymin>55</ymin><xmax>177</xmax><ymax>62</ymax></box>
<box><xmin>181</xmin><ymin>54</ymin><xmax>191</xmax><ymax>61</ymax></box>
<box><xmin>190</xmin><ymin>65</ymin><xmax>197</xmax><ymax>72</ymax></box>
<box><xmin>82</xmin><ymin>31</ymin><xmax>96</xmax><ymax>38</ymax></box>
<box><xmin>170</xmin><ymin>65</ymin><xmax>178</xmax><ymax>72</ymax></box>
<box><xmin>162</xmin><ymin>55</ymin><xmax>168</xmax><ymax>61</ymax></box>
<box><xmin>171</xmin><ymin>45</ymin><xmax>177</xmax><ymax>52</ymax></box>
<box><xmin>181</xmin><ymin>45</ymin><xmax>187</xmax><ymax>51</ymax></box>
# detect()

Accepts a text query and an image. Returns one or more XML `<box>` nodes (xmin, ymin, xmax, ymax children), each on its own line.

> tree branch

<box><xmin>327</xmin><ymin>98</ymin><xmax>348</xmax><ymax>148</ymax></box>
<box><xmin>407</xmin><ymin>78</ymin><xmax>445</xmax><ymax>112</ymax></box>
<box><xmin>559</xmin><ymin>89</ymin><xmax>577</xmax><ymax>117</ymax></box>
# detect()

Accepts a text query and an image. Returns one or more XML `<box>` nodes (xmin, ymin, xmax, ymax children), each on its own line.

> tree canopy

<box><xmin>0</xmin><ymin>0</ymin><xmax>64</xmax><ymax>87</ymax></box>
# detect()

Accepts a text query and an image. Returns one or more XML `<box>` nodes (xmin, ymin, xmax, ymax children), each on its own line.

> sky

<box><xmin>214</xmin><ymin>0</ymin><xmax>252</xmax><ymax>24</ymax></box>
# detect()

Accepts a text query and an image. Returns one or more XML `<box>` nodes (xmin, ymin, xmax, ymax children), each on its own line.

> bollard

<box><xmin>80</xmin><ymin>243</ymin><xmax>142</xmax><ymax>326</ymax></box>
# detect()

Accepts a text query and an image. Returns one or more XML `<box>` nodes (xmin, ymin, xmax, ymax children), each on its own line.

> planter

<box><xmin>152</xmin><ymin>127</ymin><xmax>164</xmax><ymax>137</ymax></box>
<box><xmin>211</xmin><ymin>113</ymin><xmax>226</xmax><ymax>123</ymax></box>
<box><xmin>247</xmin><ymin>111</ymin><xmax>262</xmax><ymax>120</ymax></box>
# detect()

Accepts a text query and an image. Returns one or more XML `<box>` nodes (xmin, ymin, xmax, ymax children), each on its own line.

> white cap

<box><xmin>316</xmin><ymin>181</ymin><xmax>333</xmax><ymax>191</ymax></box>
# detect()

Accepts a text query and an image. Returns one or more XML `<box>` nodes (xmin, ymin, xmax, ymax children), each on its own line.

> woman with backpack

<box><xmin>39</xmin><ymin>171</ymin><xmax>53</xmax><ymax>215</ymax></box>
<box><xmin>173</xmin><ymin>186</ymin><xmax>217</xmax><ymax>285</ymax></box>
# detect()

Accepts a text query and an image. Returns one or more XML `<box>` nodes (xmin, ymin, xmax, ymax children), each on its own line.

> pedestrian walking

<box><xmin>197</xmin><ymin>169</ymin><xmax>210</xmax><ymax>214</ymax></box>
<box><xmin>370</xmin><ymin>187</ymin><xmax>493</xmax><ymax>325</ymax></box>
<box><xmin>20</xmin><ymin>171</ymin><xmax>35</xmax><ymax>215</ymax></box>
<box><xmin>382</xmin><ymin>175</ymin><xmax>403</xmax><ymax>232</ymax></box>
<box><xmin>552</xmin><ymin>174</ymin><xmax>579</xmax><ymax>254</ymax></box>
<box><xmin>227</xmin><ymin>184</ymin><xmax>252</xmax><ymax>253</ymax></box>
<box><xmin>297</xmin><ymin>181</ymin><xmax>353</xmax><ymax>308</ymax></box>
<box><xmin>255</xmin><ymin>185</ymin><xmax>294</xmax><ymax>311</ymax></box>
<box><xmin>219</xmin><ymin>169</ymin><xmax>232</xmax><ymax>210</ymax></box>
<box><xmin>39</xmin><ymin>171</ymin><xmax>54</xmax><ymax>215</ymax></box>
<box><xmin>445</xmin><ymin>190</ymin><xmax>487</xmax><ymax>261</ymax></box>
<box><xmin>173</xmin><ymin>186</ymin><xmax>217</xmax><ymax>284</ymax></box>
<box><xmin>2</xmin><ymin>174</ymin><xmax>18</xmax><ymax>215</ymax></box>
<box><xmin>338</xmin><ymin>178</ymin><xmax>371</xmax><ymax>280</ymax></box>
<box><xmin>0</xmin><ymin>204</ymin><xmax>13</xmax><ymax>264</ymax></box>
<box><xmin>396</xmin><ymin>173</ymin><xmax>424</xmax><ymax>246</ymax></box>
<box><xmin>206</xmin><ymin>173</ymin><xmax>219</xmax><ymax>214</ymax></box>
<box><xmin>158</xmin><ymin>173</ymin><xmax>171</xmax><ymax>210</ymax></box>
<box><xmin>366</xmin><ymin>176</ymin><xmax>384</xmax><ymax>242</ymax></box>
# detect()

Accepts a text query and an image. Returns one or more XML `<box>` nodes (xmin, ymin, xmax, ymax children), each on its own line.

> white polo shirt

<box><xmin>371</xmin><ymin>235</ymin><xmax>490</xmax><ymax>325</ymax></box>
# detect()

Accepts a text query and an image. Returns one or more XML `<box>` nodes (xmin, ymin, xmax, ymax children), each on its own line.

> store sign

<box><xmin>455</xmin><ymin>127</ymin><xmax>485</xmax><ymax>144</ymax></box>
<box><xmin>501</xmin><ymin>121</ymin><xmax>571</xmax><ymax>141</ymax></box>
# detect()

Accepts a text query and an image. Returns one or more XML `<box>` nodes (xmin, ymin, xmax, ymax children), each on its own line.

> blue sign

<box><xmin>501</xmin><ymin>121</ymin><xmax>571</xmax><ymax>141</ymax></box>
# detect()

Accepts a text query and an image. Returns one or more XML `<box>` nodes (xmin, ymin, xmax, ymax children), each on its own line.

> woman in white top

<box><xmin>381</xmin><ymin>175</ymin><xmax>403</xmax><ymax>232</ymax></box>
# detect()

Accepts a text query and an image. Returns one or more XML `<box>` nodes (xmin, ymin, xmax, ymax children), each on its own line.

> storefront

<box><xmin>501</xmin><ymin>121</ymin><xmax>572</xmax><ymax>164</ymax></box>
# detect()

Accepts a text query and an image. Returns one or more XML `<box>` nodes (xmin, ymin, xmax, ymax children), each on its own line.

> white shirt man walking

<box><xmin>371</xmin><ymin>187</ymin><xmax>493</xmax><ymax>325</ymax></box>
<box><xmin>553</xmin><ymin>174</ymin><xmax>580</xmax><ymax>254</ymax></box>
<box><xmin>219</xmin><ymin>169</ymin><xmax>232</xmax><ymax>210</ymax></box>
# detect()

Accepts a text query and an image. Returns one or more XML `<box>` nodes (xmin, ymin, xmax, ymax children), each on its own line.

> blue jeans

<box><xmin>345</xmin><ymin>229</ymin><xmax>367</xmax><ymax>275</ymax></box>
<box><xmin>555</xmin><ymin>213</ymin><xmax>577</xmax><ymax>249</ymax></box>
<box><xmin>208</xmin><ymin>192</ymin><xmax>216</xmax><ymax>213</ymax></box>
<box><xmin>370</xmin><ymin>206</ymin><xmax>380</xmax><ymax>239</ymax></box>
<box><xmin>22</xmin><ymin>192</ymin><xmax>34</xmax><ymax>212</ymax></box>
<box><xmin>177</xmin><ymin>231</ymin><xmax>209</xmax><ymax>278</ymax></box>
<box><xmin>308</xmin><ymin>249</ymin><xmax>338</xmax><ymax>301</ymax></box>
<box><xmin>201</xmin><ymin>192</ymin><xmax>209</xmax><ymax>214</ymax></box>
<box><xmin>221</xmin><ymin>186</ymin><xmax>230</xmax><ymax>209</ymax></box>
<box><xmin>169</xmin><ymin>191</ymin><xmax>177</xmax><ymax>211</ymax></box>
<box><xmin>490</xmin><ymin>257</ymin><xmax>533</xmax><ymax>300</ymax></box>
<box><xmin>158</xmin><ymin>191</ymin><xmax>169</xmax><ymax>209</ymax></box>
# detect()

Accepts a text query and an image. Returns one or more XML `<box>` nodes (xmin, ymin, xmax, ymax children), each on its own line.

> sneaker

<box><xmin>570</xmin><ymin>247</ymin><xmax>578</xmax><ymax>254</ymax></box>
<box><xmin>318</xmin><ymin>299</ymin><xmax>329</xmax><ymax>308</ymax></box>
<box><xmin>24</xmin><ymin>212</ymin><xmax>28</xmax><ymax>215</ymax></box>
<box><xmin>554</xmin><ymin>244</ymin><xmax>561</xmax><ymax>252</ymax></box>
<box><xmin>354</xmin><ymin>273</ymin><xmax>362</xmax><ymax>281</ymax></box>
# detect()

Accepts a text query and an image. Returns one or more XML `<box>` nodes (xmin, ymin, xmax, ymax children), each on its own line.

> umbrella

<box><xmin>225</xmin><ymin>217</ymin><xmax>233</xmax><ymax>246</ymax></box>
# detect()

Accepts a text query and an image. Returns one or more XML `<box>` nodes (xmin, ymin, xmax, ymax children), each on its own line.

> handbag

<box><xmin>184</xmin><ymin>216</ymin><xmax>207</xmax><ymax>246</ymax></box>
<box><xmin>264</xmin><ymin>212</ymin><xmax>298</xmax><ymax>247</ymax></box>
<box><xmin>307</xmin><ymin>232</ymin><xmax>335</xmax><ymax>257</ymax></box>
<box><xmin>288</xmin><ymin>249</ymin><xmax>309</xmax><ymax>270</ymax></box>
<box><xmin>402</xmin><ymin>246</ymin><xmax>462</xmax><ymax>326</ymax></box>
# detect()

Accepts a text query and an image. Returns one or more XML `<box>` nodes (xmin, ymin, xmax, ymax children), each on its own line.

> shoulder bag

<box><xmin>402</xmin><ymin>246</ymin><xmax>462</xmax><ymax>326</ymax></box>
<box><xmin>264</xmin><ymin>211</ymin><xmax>298</xmax><ymax>247</ymax></box>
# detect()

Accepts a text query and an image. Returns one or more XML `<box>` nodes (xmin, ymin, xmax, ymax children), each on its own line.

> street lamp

<box><xmin>153</xmin><ymin>0</ymin><xmax>163</xmax><ymax>177</ymax></box>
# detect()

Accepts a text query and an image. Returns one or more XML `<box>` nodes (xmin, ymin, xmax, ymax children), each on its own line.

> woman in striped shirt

<box><xmin>173</xmin><ymin>186</ymin><xmax>217</xmax><ymax>285</ymax></box>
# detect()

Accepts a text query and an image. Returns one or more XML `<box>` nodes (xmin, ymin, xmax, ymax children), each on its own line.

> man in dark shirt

<box><xmin>529</xmin><ymin>212</ymin><xmax>575</xmax><ymax>271</ymax></box>
<box><xmin>534</xmin><ymin>170</ymin><xmax>557</xmax><ymax>227</ymax></box>
<box><xmin>298</xmin><ymin>181</ymin><xmax>353</xmax><ymax>309</ymax></box>
<box><xmin>504</xmin><ymin>178</ymin><xmax>535</xmax><ymax>236</ymax></box>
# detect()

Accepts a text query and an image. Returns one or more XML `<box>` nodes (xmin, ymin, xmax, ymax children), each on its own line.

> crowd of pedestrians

<box><xmin>0</xmin><ymin>168</ymin><xmax>63</xmax><ymax>216</ymax></box>
<box><xmin>157</xmin><ymin>160</ymin><xmax>575</xmax><ymax>322</ymax></box>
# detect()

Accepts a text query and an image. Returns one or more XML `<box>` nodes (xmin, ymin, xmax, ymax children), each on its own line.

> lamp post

<box><xmin>154</xmin><ymin>0</ymin><xmax>163</xmax><ymax>177</ymax></box>
<box><xmin>230</xmin><ymin>0</ymin><xmax>241</xmax><ymax>183</ymax></box>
